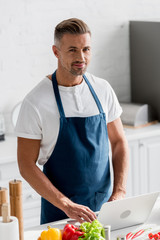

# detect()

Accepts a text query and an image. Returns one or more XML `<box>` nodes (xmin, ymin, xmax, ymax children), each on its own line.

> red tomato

<box><xmin>154</xmin><ymin>234</ymin><xmax>160</xmax><ymax>240</ymax></box>
<box><xmin>148</xmin><ymin>233</ymin><xmax>154</xmax><ymax>239</ymax></box>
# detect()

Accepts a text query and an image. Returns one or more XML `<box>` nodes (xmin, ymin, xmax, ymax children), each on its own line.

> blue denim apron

<box><xmin>40</xmin><ymin>71</ymin><xmax>112</xmax><ymax>224</ymax></box>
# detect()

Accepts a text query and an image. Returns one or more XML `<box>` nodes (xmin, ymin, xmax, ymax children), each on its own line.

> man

<box><xmin>16</xmin><ymin>18</ymin><xmax>129</xmax><ymax>224</ymax></box>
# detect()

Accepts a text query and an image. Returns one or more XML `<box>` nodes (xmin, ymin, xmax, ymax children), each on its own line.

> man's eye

<box><xmin>69</xmin><ymin>49</ymin><xmax>76</xmax><ymax>52</ymax></box>
<box><xmin>83</xmin><ymin>48</ymin><xmax>90</xmax><ymax>52</ymax></box>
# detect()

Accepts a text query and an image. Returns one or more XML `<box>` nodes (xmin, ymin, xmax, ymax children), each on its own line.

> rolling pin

<box><xmin>0</xmin><ymin>187</ymin><xmax>8</xmax><ymax>216</ymax></box>
<box><xmin>9</xmin><ymin>179</ymin><xmax>24</xmax><ymax>240</ymax></box>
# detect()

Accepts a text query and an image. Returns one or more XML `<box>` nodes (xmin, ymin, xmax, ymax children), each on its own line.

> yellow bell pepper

<box><xmin>40</xmin><ymin>226</ymin><xmax>62</xmax><ymax>240</ymax></box>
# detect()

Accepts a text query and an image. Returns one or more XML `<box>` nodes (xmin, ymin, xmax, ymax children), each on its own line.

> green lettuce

<box><xmin>79</xmin><ymin>219</ymin><xmax>105</xmax><ymax>240</ymax></box>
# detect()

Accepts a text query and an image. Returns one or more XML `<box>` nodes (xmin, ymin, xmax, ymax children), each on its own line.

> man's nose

<box><xmin>76</xmin><ymin>50</ymin><xmax>85</xmax><ymax>62</ymax></box>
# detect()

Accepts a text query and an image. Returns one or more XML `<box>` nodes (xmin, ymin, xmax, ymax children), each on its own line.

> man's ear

<box><xmin>52</xmin><ymin>45</ymin><xmax>59</xmax><ymax>58</ymax></box>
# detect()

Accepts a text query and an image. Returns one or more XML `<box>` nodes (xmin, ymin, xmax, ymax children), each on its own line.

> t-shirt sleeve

<box><xmin>107</xmin><ymin>83</ymin><xmax>122</xmax><ymax>123</ymax></box>
<box><xmin>14</xmin><ymin>99</ymin><xmax>42</xmax><ymax>139</ymax></box>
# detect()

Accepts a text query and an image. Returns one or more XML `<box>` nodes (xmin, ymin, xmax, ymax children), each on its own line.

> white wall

<box><xmin>1</xmin><ymin>0</ymin><xmax>160</xmax><ymax>132</ymax></box>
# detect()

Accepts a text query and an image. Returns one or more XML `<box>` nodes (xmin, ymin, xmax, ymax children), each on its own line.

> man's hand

<box><xmin>63</xmin><ymin>201</ymin><xmax>97</xmax><ymax>223</ymax></box>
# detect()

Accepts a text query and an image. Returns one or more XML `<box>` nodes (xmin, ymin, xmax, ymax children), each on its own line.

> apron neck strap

<box><xmin>51</xmin><ymin>71</ymin><xmax>104</xmax><ymax>117</ymax></box>
<box><xmin>83</xmin><ymin>74</ymin><xmax>104</xmax><ymax>114</ymax></box>
<box><xmin>52</xmin><ymin>71</ymin><xmax>65</xmax><ymax>118</ymax></box>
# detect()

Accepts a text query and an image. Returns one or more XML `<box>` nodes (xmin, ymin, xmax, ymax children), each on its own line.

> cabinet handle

<box><xmin>139</xmin><ymin>143</ymin><xmax>144</xmax><ymax>147</ymax></box>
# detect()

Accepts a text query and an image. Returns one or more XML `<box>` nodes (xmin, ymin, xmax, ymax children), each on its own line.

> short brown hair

<box><xmin>54</xmin><ymin>18</ymin><xmax>91</xmax><ymax>46</ymax></box>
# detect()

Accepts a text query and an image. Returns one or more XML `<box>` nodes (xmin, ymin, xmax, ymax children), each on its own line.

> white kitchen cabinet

<box><xmin>0</xmin><ymin>136</ymin><xmax>41</xmax><ymax>229</ymax></box>
<box><xmin>126</xmin><ymin>140</ymin><xmax>139</xmax><ymax>197</ymax></box>
<box><xmin>125</xmin><ymin>123</ymin><xmax>160</xmax><ymax>197</ymax></box>
<box><xmin>139</xmin><ymin>136</ymin><xmax>160</xmax><ymax>194</ymax></box>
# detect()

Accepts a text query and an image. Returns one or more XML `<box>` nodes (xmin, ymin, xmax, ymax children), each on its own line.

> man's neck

<box><xmin>47</xmin><ymin>70</ymin><xmax>83</xmax><ymax>87</ymax></box>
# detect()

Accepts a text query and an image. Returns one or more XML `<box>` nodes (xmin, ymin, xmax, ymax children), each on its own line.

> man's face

<box><xmin>55</xmin><ymin>33</ymin><xmax>91</xmax><ymax>76</ymax></box>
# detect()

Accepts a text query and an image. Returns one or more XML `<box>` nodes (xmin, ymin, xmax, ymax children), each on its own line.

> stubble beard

<box><xmin>59</xmin><ymin>57</ymin><xmax>88</xmax><ymax>76</ymax></box>
<box><xmin>70</xmin><ymin>65</ymin><xmax>87</xmax><ymax>76</ymax></box>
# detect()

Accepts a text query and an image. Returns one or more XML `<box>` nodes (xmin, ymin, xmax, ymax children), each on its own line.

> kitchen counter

<box><xmin>124</xmin><ymin>122</ymin><xmax>160</xmax><ymax>141</ymax></box>
<box><xmin>24</xmin><ymin>197</ymin><xmax>160</xmax><ymax>240</ymax></box>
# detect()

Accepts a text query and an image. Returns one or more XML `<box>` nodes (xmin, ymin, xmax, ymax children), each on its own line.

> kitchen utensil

<box><xmin>0</xmin><ymin>202</ymin><xmax>19</xmax><ymax>240</ymax></box>
<box><xmin>2</xmin><ymin>203</ymin><xmax>10</xmax><ymax>223</ymax></box>
<box><xmin>104</xmin><ymin>225</ymin><xmax>111</xmax><ymax>240</ymax></box>
<box><xmin>0</xmin><ymin>215</ymin><xmax>19</xmax><ymax>240</ymax></box>
<box><xmin>9</xmin><ymin>179</ymin><xmax>24</xmax><ymax>240</ymax></box>
<box><xmin>0</xmin><ymin>187</ymin><xmax>8</xmax><ymax>216</ymax></box>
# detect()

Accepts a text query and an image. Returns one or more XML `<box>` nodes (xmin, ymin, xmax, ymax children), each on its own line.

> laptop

<box><xmin>97</xmin><ymin>191</ymin><xmax>159</xmax><ymax>231</ymax></box>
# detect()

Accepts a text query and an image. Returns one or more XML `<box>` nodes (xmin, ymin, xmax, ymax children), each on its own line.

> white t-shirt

<box><xmin>15</xmin><ymin>72</ymin><xmax>122</xmax><ymax>165</ymax></box>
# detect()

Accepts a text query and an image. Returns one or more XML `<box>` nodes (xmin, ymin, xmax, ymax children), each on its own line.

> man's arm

<box><xmin>107</xmin><ymin>117</ymin><xmax>129</xmax><ymax>200</ymax></box>
<box><xmin>17</xmin><ymin>137</ymin><xmax>96</xmax><ymax>223</ymax></box>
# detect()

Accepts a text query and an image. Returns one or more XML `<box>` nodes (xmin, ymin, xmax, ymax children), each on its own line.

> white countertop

<box><xmin>124</xmin><ymin>122</ymin><xmax>160</xmax><ymax>141</ymax></box>
<box><xmin>24</xmin><ymin>197</ymin><xmax>160</xmax><ymax>240</ymax></box>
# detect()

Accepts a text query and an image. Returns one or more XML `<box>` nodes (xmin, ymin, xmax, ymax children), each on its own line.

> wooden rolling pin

<box><xmin>0</xmin><ymin>187</ymin><xmax>8</xmax><ymax>216</ymax></box>
<box><xmin>9</xmin><ymin>179</ymin><xmax>24</xmax><ymax>240</ymax></box>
